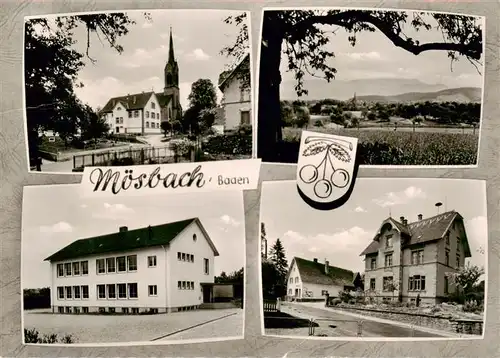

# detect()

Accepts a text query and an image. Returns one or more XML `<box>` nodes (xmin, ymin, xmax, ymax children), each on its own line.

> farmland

<box><xmin>281</xmin><ymin>127</ymin><xmax>479</xmax><ymax>166</ymax></box>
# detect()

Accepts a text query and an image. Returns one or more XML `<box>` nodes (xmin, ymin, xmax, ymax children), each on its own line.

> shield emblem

<box><xmin>296</xmin><ymin>130</ymin><xmax>358</xmax><ymax>210</ymax></box>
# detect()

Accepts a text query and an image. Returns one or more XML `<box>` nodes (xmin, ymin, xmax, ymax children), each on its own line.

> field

<box><xmin>281</xmin><ymin>126</ymin><xmax>479</xmax><ymax>165</ymax></box>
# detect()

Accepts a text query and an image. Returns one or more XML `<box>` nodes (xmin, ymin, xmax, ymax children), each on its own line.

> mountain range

<box><xmin>280</xmin><ymin>78</ymin><xmax>481</xmax><ymax>103</ymax></box>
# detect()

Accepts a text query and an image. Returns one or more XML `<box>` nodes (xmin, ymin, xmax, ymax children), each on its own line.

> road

<box><xmin>271</xmin><ymin>302</ymin><xmax>445</xmax><ymax>338</ymax></box>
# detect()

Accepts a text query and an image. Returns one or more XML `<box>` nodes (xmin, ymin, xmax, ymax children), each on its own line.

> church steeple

<box><xmin>168</xmin><ymin>27</ymin><xmax>175</xmax><ymax>64</ymax></box>
<box><xmin>163</xmin><ymin>26</ymin><xmax>180</xmax><ymax>119</ymax></box>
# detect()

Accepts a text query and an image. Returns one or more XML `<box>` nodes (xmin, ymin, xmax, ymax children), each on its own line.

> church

<box><xmin>99</xmin><ymin>28</ymin><xmax>182</xmax><ymax>135</ymax></box>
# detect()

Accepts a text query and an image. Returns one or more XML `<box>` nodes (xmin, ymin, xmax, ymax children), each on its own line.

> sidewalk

<box><xmin>296</xmin><ymin>302</ymin><xmax>478</xmax><ymax>339</ymax></box>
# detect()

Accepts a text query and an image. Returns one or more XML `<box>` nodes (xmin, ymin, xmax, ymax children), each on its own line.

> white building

<box><xmin>286</xmin><ymin>257</ymin><xmax>361</xmax><ymax>301</ymax></box>
<box><xmin>99</xmin><ymin>92</ymin><xmax>162</xmax><ymax>135</ymax></box>
<box><xmin>44</xmin><ymin>218</ymin><xmax>219</xmax><ymax>314</ymax></box>
<box><xmin>216</xmin><ymin>54</ymin><xmax>252</xmax><ymax>132</ymax></box>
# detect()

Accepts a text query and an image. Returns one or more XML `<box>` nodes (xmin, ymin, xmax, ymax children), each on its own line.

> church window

<box><xmin>151</xmin><ymin>102</ymin><xmax>156</xmax><ymax>109</ymax></box>
<box><xmin>146</xmin><ymin>111</ymin><xmax>149</xmax><ymax>118</ymax></box>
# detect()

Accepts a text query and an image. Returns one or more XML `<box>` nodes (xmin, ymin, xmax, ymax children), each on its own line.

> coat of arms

<box><xmin>296</xmin><ymin>131</ymin><xmax>358</xmax><ymax>210</ymax></box>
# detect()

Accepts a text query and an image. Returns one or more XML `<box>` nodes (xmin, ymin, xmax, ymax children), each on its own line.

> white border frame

<box><xmin>258</xmin><ymin>178</ymin><xmax>488</xmax><ymax>341</ymax></box>
<box><xmin>253</xmin><ymin>6</ymin><xmax>487</xmax><ymax>169</ymax></box>
<box><xmin>21</xmin><ymin>183</ymin><xmax>247</xmax><ymax>347</ymax></box>
<box><xmin>22</xmin><ymin>8</ymin><xmax>256</xmax><ymax>175</ymax></box>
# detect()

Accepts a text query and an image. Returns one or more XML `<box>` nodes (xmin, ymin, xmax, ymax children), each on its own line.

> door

<box><xmin>203</xmin><ymin>286</ymin><xmax>211</xmax><ymax>303</ymax></box>
<box><xmin>116</xmin><ymin>127</ymin><xmax>120</xmax><ymax>133</ymax></box>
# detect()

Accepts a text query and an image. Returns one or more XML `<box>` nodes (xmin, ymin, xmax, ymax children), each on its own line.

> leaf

<box><xmin>328</xmin><ymin>143</ymin><xmax>351</xmax><ymax>162</ymax></box>
<box><xmin>302</xmin><ymin>142</ymin><xmax>327</xmax><ymax>156</ymax></box>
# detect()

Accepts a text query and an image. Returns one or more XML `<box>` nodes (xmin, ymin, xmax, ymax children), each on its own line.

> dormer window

<box><xmin>385</xmin><ymin>235</ymin><xmax>393</xmax><ymax>249</ymax></box>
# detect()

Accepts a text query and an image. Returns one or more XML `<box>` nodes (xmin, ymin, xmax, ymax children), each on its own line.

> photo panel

<box><xmin>256</xmin><ymin>8</ymin><xmax>485</xmax><ymax>167</ymax></box>
<box><xmin>21</xmin><ymin>185</ymin><xmax>246</xmax><ymax>345</ymax></box>
<box><xmin>23</xmin><ymin>9</ymin><xmax>253</xmax><ymax>174</ymax></box>
<box><xmin>259</xmin><ymin>178</ymin><xmax>487</xmax><ymax>340</ymax></box>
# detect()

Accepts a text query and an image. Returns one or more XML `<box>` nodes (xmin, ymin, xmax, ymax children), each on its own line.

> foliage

<box><xmin>339</xmin><ymin>290</ymin><xmax>353</xmax><ymax>303</ymax></box>
<box><xmin>202</xmin><ymin>133</ymin><xmax>252</xmax><ymax>156</ymax></box>
<box><xmin>269</xmin><ymin>239</ymin><xmax>288</xmax><ymax>280</ymax></box>
<box><xmin>161</xmin><ymin>121</ymin><xmax>171</xmax><ymax>136</ymax></box>
<box><xmin>188</xmin><ymin>79</ymin><xmax>218</xmax><ymax>109</ymax></box>
<box><xmin>80</xmin><ymin>106</ymin><xmax>110</xmax><ymax>145</ymax></box>
<box><xmin>169</xmin><ymin>138</ymin><xmax>196</xmax><ymax>157</ymax></box>
<box><xmin>462</xmin><ymin>300</ymin><xmax>483</xmax><ymax>313</ymax></box>
<box><xmin>24</xmin><ymin>328</ymin><xmax>75</xmax><ymax>344</ymax></box>
<box><xmin>261</xmin><ymin>260</ymin><xmax>282</xmax><ymax>299</ymax></box>
<box><xmin>25</xmin><ymin>13</ymin><xmax>141</xmax><ymax>164</ymax></box>
<box><xmin>215</xmin><ymin>268</ymin><xmax>244</xmax><ymax>284</ymax></box>
<box><xmin>446</xmin><ymin>263</ymin><xmax>485</xmax><ymax>294</ymax></box>
<box><xmin>23</xmin><ymin>287</ymin><xmax>51</xmax><ymax>310</ymax></box>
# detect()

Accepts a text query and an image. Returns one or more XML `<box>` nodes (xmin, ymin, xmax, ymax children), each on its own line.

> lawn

<box><xmin>279</xmin><ymin>126</ymin><xmax>479</xmax><ymax>165</ymax></box>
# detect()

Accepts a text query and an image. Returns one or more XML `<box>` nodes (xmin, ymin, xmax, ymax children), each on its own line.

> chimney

<box><xmin>403</xmin><ymin>219</ymin><xmax>408</xmax><ymax>226</ymax></box>
<box><xmin>325</xmin><ymin>260</ymin><xmax>329</xmax><ymax>275</ymax></box>
<box><xmin>418</xmin><ymin>214</ymin><xmax>423</xmax><ymax>221</ymax></box>
<box><xmin>119</xmin><ymin>226</ymin><xmax>128</xmax><ymax>232</ymax></box>
<box><xmin>313</xmin><ymin>258</ymin><xmax>318</xmax><ymax>263</ymax></box>
<box><xmin>400</xmin><ymin>216</ymin><xmax>405</xmax><ymax>223</ymax></box>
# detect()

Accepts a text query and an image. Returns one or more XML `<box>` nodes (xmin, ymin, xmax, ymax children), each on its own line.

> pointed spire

<box><xmin>168</xmin><ymin>26</ymin><xmax>175</xmax><ymax>64</ymax></box>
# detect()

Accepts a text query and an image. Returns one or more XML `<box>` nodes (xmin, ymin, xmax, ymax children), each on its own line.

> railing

<box><xmin>263</xmin><ymin>300</ymin><xmax>279</xmax><ymax>312</ymax></box>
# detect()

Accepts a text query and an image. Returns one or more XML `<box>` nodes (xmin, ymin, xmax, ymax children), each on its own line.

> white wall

<box><xmin>302</xmin><ymin>282</ymin><xmax>344</xmax><ymax>299</ymax></box>
<box><xmin>286</xmin><ymin>260</ymin><xmax>303</xmax><ymax>297</ymax></box>
<box><xmin>51</xmin><ymin>246</ymin><xmax>167</xmax><ymax>309</ymax></box>
<box><xmin>221</xmin><ymin>77</ymin><xmax>252</xmax><ymax>130</ymax></box>
<box><xmin>165</xmin><ymin>221</ymin><xmax>216</xmax><ymax>308</ymax></box>
<box><xmin>143</xmin><ymin>94</ymin><xmax>162</xmax><ymax>134</ymax></box>
<box><xmin>106</xmin><ymin>94</ymin><xmax>162</xmax><ymax>135</ymax></box>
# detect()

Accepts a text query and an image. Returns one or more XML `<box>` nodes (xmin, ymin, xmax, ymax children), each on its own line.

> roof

<box><xmin>360</xmin><ymin>211</ymin><xmax>472</xmax><ymax>257</ymax></box>
<box><xmin>218</xmin><ymin>53</ymin><xmax>250</xmax><ymax>91</ymax></box>
<box><xmin>291</xmin><ymin>257</ymin><xmax>355</xmax><ymax>287</ymax></box>
<box><xmin>155</xmin><ymin>93</ymin><xmax>173</xmax><ymax>107</ymax></box>
<box><xmin>100</xmin><ymin>91</ymin><xmax>156</xmax><ymax>113</ymax></box>
<box><xmin>44</xmin><ymin>218</ymin><xmax>219</xmax><ymax>262</ymax></box>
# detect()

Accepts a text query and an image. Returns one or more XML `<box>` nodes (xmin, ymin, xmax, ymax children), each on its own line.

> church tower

<box><xmin>164</xmin><ymin>27</ymin><xmax>180</xmax><ymax>118</ymax></box>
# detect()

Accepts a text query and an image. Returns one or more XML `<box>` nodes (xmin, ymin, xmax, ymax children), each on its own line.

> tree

<box><xmin>223</xmin><ymin>9</ymin><xmax>483</xmax><ymax>161</ymax></box>
<box><xmin>446</xmin><ymin>263</ymin><xmax>485</xmax><ymax>298</ymax></box>
<box><xmin>294</xmin><ymin>105</ymin><xmax>310</xmax><ymax>128</ymax></box>
<box><xmin>79</xmin><ymin>105</ymin><xmax>110</xmax><ymax>147</ymax></box>
<box><xmin>160</xmin><ymin>121</ymin><xmax>172</xmax><ymax>137</ymax></box>
<box><xmin>187</xmin><ymin>79</ymin><xmax>218</xmax><ymax>110</ymax></box>
<box><xmin>25</xmin><ymin>13</ymin><xmax>144</xmax><ymax>169</ymax></box>
<box><xmin>261</xmin><ymin>260</ymin><xmax>281</xmax><ymax>299</ymax></box>
<box><xmin>269</xmin><ymin>239</ymin><xmax>288</xmax><ymax>280</ymax></box>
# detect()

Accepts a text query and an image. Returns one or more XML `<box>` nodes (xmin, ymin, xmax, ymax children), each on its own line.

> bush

<box><xmin>170</xmin><ymin>138</ymin><xmax>197</xmax><ymax>157</ymax></box>
<box><xmin>314</xmin><ymin>119</ymin><xmax>323</xmax><ymax>127</ymax></box>
<box><xmin>463</xmin><ymin>300</ymin><xmax>483</xmax><ymax>313</ymax></box>
<box><xmin>24</xmin><ymin>328</ymin><xmax>75</xmax><ymax>344</ymax></box>
<box><xmin>339</xmin><ymin>290</ymin><xmax>353</xmax><ymax>303</ymax></box>
<box><xmin>202</xmin><ymin>133</ymin><xmax>252</xmax><ymax>156</ymax></box>
<box><xmin>332</xmin><ymin>298</ymin><xmax>341</xmax><ymax>306</ymax></box>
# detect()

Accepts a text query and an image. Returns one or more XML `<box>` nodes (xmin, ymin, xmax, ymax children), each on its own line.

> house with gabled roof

<box><xmin>44</xmin><ymin>218</ymin><xmax>219</xmax><ymax>315</ymax></box>
<box><xmin>99</xmin><ymin>28</ymin><xmax>182</xmax><ymax>135</ymax></box>
<box><xmin>216</xmin><ymin>54</ymin><xmax>252</xmax><ymax>132</ymax></box>
<box><xmin>286</xmin><ymin>256</ymin><xmax>362</xmax><ymax>301</ymax></box>
<box><xmin>360</xmin><ymin>210</ymin><xmax>472</xmax><ymax>305</ymax></box>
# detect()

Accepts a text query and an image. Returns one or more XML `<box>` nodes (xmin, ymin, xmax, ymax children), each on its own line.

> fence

<box><xmin>73</xmin><ymin>145</ymin><xmax>188</xmax><ymax>170</ymax></box>
<box><xmin>263</xmin><ymin>299</ymin><xmax>280</xmax><ymax>313</ymax></box>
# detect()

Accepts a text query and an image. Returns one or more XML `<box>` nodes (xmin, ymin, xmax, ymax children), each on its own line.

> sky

<box><xmin>260</xmin><ymin>179</ymin><xmax>487</xmax><ymax>276</ymax></box>
<box><xmin>279</xmin><ymin>10</ymin><xmax>484</xmax><ymax>88</ymax></box>
<box><xmin>33</xmin><ymin>10</ymin><xmax>248</xmax><ymax>111</ymax></box>
<box><xmin>22</xmin><ymin>185</ymin><xmax>245</xmax><ymax>289</ymax></box>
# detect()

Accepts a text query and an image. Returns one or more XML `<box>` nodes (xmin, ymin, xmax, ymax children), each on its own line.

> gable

<box><xmin>218</xmin><ymin>54</ymin><xmax>250</xmax><ymax>92</ymax></box>
<box><xmin>293</xmin><ymin>257</ymin><xmax>354</xmax><ymax>287</ymax></box>
<box><xmin>101</xmin><ymin>92</ymin><xmax>155</xmax><ymax>113</ymax></box>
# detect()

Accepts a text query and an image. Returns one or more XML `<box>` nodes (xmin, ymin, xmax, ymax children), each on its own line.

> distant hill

<box><xmin>280</xmin><ymin>77</ymin><xmax>481</xmax><ymax>103</ymax></box>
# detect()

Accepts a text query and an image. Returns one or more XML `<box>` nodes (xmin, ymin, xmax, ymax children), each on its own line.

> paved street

<box><xmin>267</xmin><ymin>302</ymin><xmax>446</xmax><ymax>338</ymax></box>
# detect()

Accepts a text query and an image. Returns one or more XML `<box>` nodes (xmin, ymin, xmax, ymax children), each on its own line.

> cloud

<box><xmin>373</xmin><ymin>186</ymin><xmax>426</xmax><ymax>207</ymax></box>
<box><xmin>40</xmin><ymin>221</ymin><xmax>73</xmax><ymax>233</ymax></box>
<box><xmin>464</xmin><ymin>216</ymin><xmax>487</xmax><ymax>264</ymax></box>
<box><xmin>93</xmin><ymin>203</ymin><xmax>135</xmax><ymax>220</ymax></box>
<box><xmin>343</xmin><ymin>51</ymin><xmax>382</xmax><ymax>61</ymax></box>
<box><xmin>142</xmin><ymin>22</ymin><xmax>153</xmax><ymax>29</ymax></box>
<box><xmin>354</xmin><ymin>206</ymin><xmax>367</xmax><ymax>213</ymax></box>
<box><xmin>80</xmin><ymin>204</ymin><xmax>88</xmax><ymax>209</ymax></box>
<box><xmin>220</xmin><ymin>215</ymin><xmax>240</xmax><ymax>227</ymax></box>
<box><xmin>186</xmin><ymin>48</ymin><xmax>210</xmax><ymax>61</ymax></box>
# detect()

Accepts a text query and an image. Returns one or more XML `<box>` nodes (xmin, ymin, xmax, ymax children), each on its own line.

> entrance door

<box><xmin>116</xmin><ymin>127</ymin><xmax>120</xmax><ymax>133</ymax></box>
<box><xmin>203</xmin><ymin>286</ymin><xmax>211</xmax><ymax>303</ymax></box>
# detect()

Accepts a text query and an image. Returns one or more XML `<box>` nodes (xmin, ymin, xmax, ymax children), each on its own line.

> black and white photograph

<box><xmin>21</xmin><ymin>185</ymin><xmax>245</xmax><ymax>345</ymax></box>
<box><xmin>256</xmin><ymin>8</ymin><xmax>484</xmax><ymax>166</ymax></box>
<box><xmin>24</xmin><ymin>9</ymin><xmax>252</xmax><ymax>174</ymax></box>
<box><xmin>260</xmin><ymin>179</ymin><xmax>487</xmax><ymax>339</ymax></box>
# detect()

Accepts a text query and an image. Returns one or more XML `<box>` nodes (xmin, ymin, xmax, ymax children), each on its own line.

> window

<box><xmin>82</xmin><ymin>307</ymin><xmax>89</xmax><ymax>313</ymax></box>
<box><xmin>96</xmin><ymin>259</ymin><xmax>105</xmax><ymax>274</ymax></box>
<box><xmin>240</xmin><ymin>110</ymin><xmax>250</xmax><ymax>126</ymax></box>
<box><xmin>182</xmin><ymin>253</ymin><xmax>186</xmax><ymax>261</ymax></box>
<box><xmin>289</xmin><ymin>289</ymin><xmax>292</xmax><ymax>295</ymax></box>
<box><xmin>72</xmin><ymin>262</ymin><xmax>80</xmax><ymax>276</ymax></box>
<box><xmin>122</xmin><ymin>307</ymin><xmax>129</xmax><ymax>314</ymax></box>
<box><xmin>149</xmin><ymin>285</ymin><xmax>157</xmax><ymax>296</ymax></box>
<box><xmin>157</xmin><ymin>112</ymin><xmax>160</xmax><ymax>119</ymax></box>
<box><xmin>446</xmin><ymin>232</ymin><xmax>450</xmax><ymax>245</ymax></box>
<box><xmin>321</xmin><ymin>290</ymin><xmax>329</xmax><ymax>296</ymax></box>
<box><xmin>118</xmin><ymin>284</ymin><xmax>127</xmax><ymax>298</ymax></box>
<box><xmin>73</xmin><ymin>286</ymin><xmax>81</xmax><ymax>299</ymax></box>
<box><xmin>178</xmin><ymin>281</ymin><xmax>182</xmax><ymax>289</ymax></box>
<box><xmin>81</xmin><ymin>261</ymin><xmax>88</xmax><ymax>275</ymax></box>
<box><xmin>107</xmin><ymin>284</ymin><xmax>116</xmax><ymax>299</ymax></box>
<box><xmin>58</xmin><ymin>307</ymin><xmax>64</xmax><ymax>313</ymax></box>
<box><xmin>370</xmin><ymin>278</ymin><xmax>376</xmax><ymax>290</ymax></box>
<box><xmin>295</xmin><ymin>277</ymin><xmax>298</xmax><ymax>283</ymax></box>
<box><xmin>97</xmin><ymin>285</ymin><xmax>106</xmax><ymax>299</ymax></box>
<box><xmin>457</xmin><ymin>238</ymin><xmax>460</xmax><ymax>252</ymax></box>
<box><xmin>456</xmin><ymin>254</ymin><xmax>461</xmax><ymax>268</ymax></box>
<box><xmin>108</xmin><ymin>307</ymin><xmax>115</xmax><ymax>313</ymax></box>
<box><xmin>132</xmin><ymin>308</ymin><xmax>139</xmax><ymax>314</ymax></box>
<box><xmin>146</xmin><ymin>111</ymin><xmax>150</xmax><ymax>118</ymax></box>
<box><xmin>134</xmin><ymin>110</ymin><xmax>139</xmax><ymax>117</ymax></box>
<box><xmin>151</xmin><ymin>102</ymin><xmax>156</xmax><ymax>109</ymax></box>
<box><xmin>99</xmin><ymin>307</ymin><xmax>106</xmax><ymax>313</ymax></box>
<box><xmin>289</xmin><ymin>278</ymin><xmax>293</xmax><ymax>284</ymax></box>
<box><xmin>148</xmin><ymin>256</ymin><xmax>157</xmax><ymax>267</ymax></box>
<box><xmin>409</xmin><ymin>275</ymin><xmax>426</xmax><ymax>291</ymax></box>
<box><xmin>128</xmin><ymin>111</ymin><xmax>132</xmax><ymax>118</ymax></box>
<box><xmin>116</xmin><ymin>118</ymin><xmax>120</xmax><ymax>124</ymax></box>
<box><xmin>65</xmin><ymin>286</ymin><xmax>72</xmax><ymax>299</ymax></box>
<box><xmin>57</xmin><ymin>264</ymin><xmax>64</xmax><ymax>277</ymax></box>
<box><xmin>117</xmin><ymin>256</ymin><xmax>126</xmax><ymax>272</ymax></box>
<box><xmin>117</xmin><ymin>107</ymin><xmax>122</xmax><ymax>111</ymax></box>
<box><xmin>177</xmin><ymin>252</ymin><xmax>181</xmax><ymax>260</ymax></box>
<box><xmin>128</xmin><ymin>283</ymin><xmax>138</xmax><ymax>298</ymax></box>
<box><xmin>57</xmin><ymin>287</ymin><xmax>64</xmax><ymax>300</ymax></box>
<box><xmin>127</xmin><ymin>255</ymin><xmax>137</xmax><ymax>271</ymax></box>
<box><xmin>445</xmin><ymin>250</ymin><xmax>450</xmax><ymax>266</ymax></box>
<box><xmin>385</xmin><ymin>235</ymin><xmax>393</xmax><ymax>249</ymax></box>
<box><xmin>64</xmin><ymin>263</ymin><xmax>72</xmax><ymax>276</ymax></box>
<box><xmin>82</xmin><ymin>285</ymin><xmax>89</xmax><ymax>299</ymax></box>
<box><xmin>411</xmin><ymin>249</ymin><xmax>424</xmax><ymax>265</ymax></box>
<box><xmin>182</xmin><ymin>281</ymin><xmax>186</xmax><ymax>289</ymax></box>
<box><xmin>193</xmin><ymin>234</ymin><xmax>197</xmax><ymax>242</ymax></box>
<box><xmin>65</xmin><ymin>307</ymin><xmax>72</xmax><ymax>314</ymax></box>
<box><xmin>444</xmin><ymin>276</ymin><xmax>449</xmax><ymax>294</ymax></box>
<box><xmin>370</xmin><ymin>258</ymin><xmax>377</xmax><ymax>270</ymax></box>
<box><xmin>383</xmin><ymin>276</ymin><xmax>394</xmax><ymax>291</ymax></box>
<box><xmin>384</xmin><ymin>254</ymin><xmax>393</xmax><ymax>267</ymax></box>
<box><xmin>190</xmin><ymin>254</ymin><xmax>194</xmax><ymax>262</ymax></box>
<box><xmin>146</xmin><ymin>121</ymin><xmax>149</xmax><ymax>128</ymax></box>
<box><xmin>204</xmin><ymin>258</ymin><xmax>209</xmax><ymax>275</ymax></box>
<box><xmin>106</xmin><ymin>258</ymin><xmax>116</xmax><ymax>273</ymax></box>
